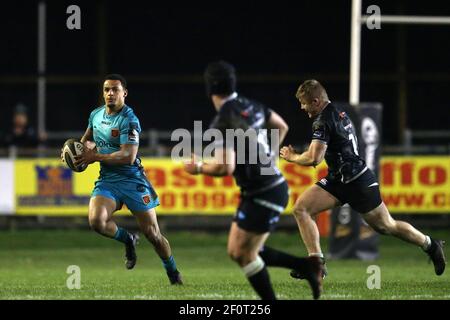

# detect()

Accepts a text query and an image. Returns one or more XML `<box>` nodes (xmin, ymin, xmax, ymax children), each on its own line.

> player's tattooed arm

<box><xmin>280</xmin><ymin>141</ymin><xmax>327</xmax><ymax>167</ymax></box>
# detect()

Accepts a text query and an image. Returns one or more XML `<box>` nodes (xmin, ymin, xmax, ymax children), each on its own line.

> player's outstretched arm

<box><xmin>184</xmin><ymin>148</ymin><xmax>235</xmax><ymax>177</ymax></box>
<box><xmin>267</xmin><ymin>111</ymin><xmax>289</xmax><ymax>146</ymax></box>
<box><xmin>280</xmin><ymin>141</ymin><xmax>327</xmax><ymax>167</ymax></box>
<box><xmin>280</xmin><ymin>145</ymin><xmax>300</xmax><ymax>162</ymax></box>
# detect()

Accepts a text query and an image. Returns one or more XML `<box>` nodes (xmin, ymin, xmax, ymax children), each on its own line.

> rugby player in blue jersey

<box><xmin>74</xmin><ymin>74</ymin><xmax>182</xmax><ymax>284</ymax></box>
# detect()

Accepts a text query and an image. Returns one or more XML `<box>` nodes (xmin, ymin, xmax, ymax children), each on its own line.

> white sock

<box><xmin>422</xmin><ymin>236</ymin><xmax>431</xmax><ymax>251</ymax></box>
<box><xmin>309</xmin><ymin>253</ymin><xmax>324</xmax><ymax>259</ymax></box>
<box><xmin>242</xmin><ymin>256</ymin><xmax>265</xmax><ymax>277</ymax></box>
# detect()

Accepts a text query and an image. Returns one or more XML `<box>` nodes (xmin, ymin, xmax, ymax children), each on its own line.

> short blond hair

<box><xmin>296</xmin><ymin>79</ymin><xmax>328</xmax><ymax>102</ymax></box>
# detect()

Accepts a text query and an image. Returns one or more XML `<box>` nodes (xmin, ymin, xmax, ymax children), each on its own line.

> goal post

<box><xmin>349</xmin><ymin>0</ymin><xmax>450</xmax><ymax>106</ymax></box>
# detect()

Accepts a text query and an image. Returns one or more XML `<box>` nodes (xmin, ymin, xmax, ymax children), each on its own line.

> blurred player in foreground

<box><xmin>280</xmin><ymin>79</ymin><xmax>446</xmax><ymax>279</ymax></box>
<box><xmin>184</xmin><ymin>61</ymin><xmax>324</xmax><ymax>300</ymax></box>
<box><xmin>74</xmin><ymin>74</ymin><xmax>182</xmax><ymax>284</ymax></box>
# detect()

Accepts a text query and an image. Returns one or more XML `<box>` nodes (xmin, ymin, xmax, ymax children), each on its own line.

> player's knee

<box><xmin>89</xmin><ymin>216</ymin><xmax>106</xmax><ymax>233</ymax></box>
<box><xmin>372</xmin><ymin>225</ymin><xmax>387</xmax><ymax>235</ymax></box>
<box><xmin>371</xmin><ymin>220</ymin><xmax>395</xmax><ymax>235</ymax></box>
<box><xmin>227</xmin><ymin>247</ymin><xmax>238</xmax><ymax>261</ymax></box>
<box><xmin>228</xmin><ymin>247</ymin><xmax>242</xmax><ymax>263</ymax></box>
<box><xmin>293</xmin><ymin>203</ymin><xmax>311</xmax><ymax>220</ymax></box>
<box><xmin>228</xmin><ymin>248</ymin><xmax>252</xmax><ymax>266</ymax></box>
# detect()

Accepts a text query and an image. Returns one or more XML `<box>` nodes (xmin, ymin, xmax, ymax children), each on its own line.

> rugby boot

<box><xmin>425</xmin><ymin>238</ymin><xmax>446</xmax><ymax>276</ymax></box>
<box><xmin>125</xmin><ymin>233</ymin><xmax>139</xmax><ymax>270</ymax></box>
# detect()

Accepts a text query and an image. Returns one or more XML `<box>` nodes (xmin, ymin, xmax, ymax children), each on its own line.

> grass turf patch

<box><xmin>0</xmin><ymin>229</ymin><xmax>448</xmax><ymax>300</ymax></box>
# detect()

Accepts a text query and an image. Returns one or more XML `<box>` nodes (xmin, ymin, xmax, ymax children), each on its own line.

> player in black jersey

<box><xmin>280</xmin><ymin>79</ymin><xmax>445</xmax><ymax>278</ymax></box>
<box><xmin>183</xmin><ymin>61</ymin><xmax>324</xmax><ymax>300</ymax></box>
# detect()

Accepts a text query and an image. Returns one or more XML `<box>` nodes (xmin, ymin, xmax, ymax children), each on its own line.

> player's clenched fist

<box><xmin>183</xmin><ymin>153</ymin><xmax>202</xmax><ymax>175</ymax></box>
<box><xmin>280</xmin><ymin>145</ymin><xmax>297</xmax><ymax>162</ymax></box>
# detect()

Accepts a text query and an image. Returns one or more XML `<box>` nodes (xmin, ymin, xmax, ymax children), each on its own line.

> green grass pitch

<box><xmin>0</xmin><ymin>229</ymin><xmax>448</xmax><ymax>300</ymax></box>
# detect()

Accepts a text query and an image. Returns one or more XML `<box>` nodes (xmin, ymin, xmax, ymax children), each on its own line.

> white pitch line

<box><xmin>324</xmin><ymin>294</ymin><xmax>357</xmax><ymax>299</ymax></box>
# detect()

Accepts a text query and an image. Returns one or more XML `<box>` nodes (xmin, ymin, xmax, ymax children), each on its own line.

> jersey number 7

<box><xmin>349</xmin><ymin>133</ymin><xmax>359</xmax><ymax>155</ymax></box>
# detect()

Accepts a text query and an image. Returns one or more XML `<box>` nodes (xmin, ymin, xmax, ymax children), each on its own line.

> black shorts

<box><xmin>316</xmin><ymin>169</ymin><xmax>382</xmax><ymax>214</ymax></box>
<box><xmin>233</xmin><ymin>181</ymin><xmax>289</xmax><ymax>234</ymax></box>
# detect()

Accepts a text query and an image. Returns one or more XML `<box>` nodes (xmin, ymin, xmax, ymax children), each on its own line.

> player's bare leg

<box><xmin>228</xmin><ymin>222</ymin><xmax>276</xmax><ymax>300</ymax></box>
<box><xmin>88</xmin><ymin>196</ymin><xmax>119</xmax><ymax>237</ymax></box>
<box><xmin>134</xmin><ymin>209</ymin><xmax>171</xmax><ymax>258</ymax></box>
<box><xmin>134</xmin><ymin>209</ymin><xmax>182</xmax><ymax>284</ymax></box>
<box><xmin>228</xmin><ymin>222</ymin><xmax>270</xmax><ymax>267</ymax></box>
<box><xmin>363</xmin><ymin>202</ymin><xmax>427</xmax><ymax>245</ymax></box>
<box><xmin>363</xmin><ymin>202</ymin><xmax>446</xmax><ymax>275</ymax></box>
<box><xmin>228</xmin><ymin>222</ymin><xmax>323</xmax><ymax>300</ymax></box>
<box><xmin>89</xmin><ymin>196</ymin><xmax>138</xmax><ymax>269</ymax></box>
<box><xmin>293</xmin><ymin>185</ymin><xmax>339</xmax><ymax>256</ymax></box>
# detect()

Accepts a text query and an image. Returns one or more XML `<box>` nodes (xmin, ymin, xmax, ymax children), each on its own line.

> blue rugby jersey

<box><xmin>87</xmin><ymin>104</ymin><xmax>143</xmax><ymax>181</ymax></box>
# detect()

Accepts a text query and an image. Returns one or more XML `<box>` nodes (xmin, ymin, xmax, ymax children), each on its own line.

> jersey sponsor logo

<box><xmin>96</xmin><ymin>140</ymin><xmax>117</xmax><ymax>148</ymax></box>
<box><xmin>142</xmin><ymin>194</ymin><xmax>151</xmax><ymax>204</ymax></box>
<box><xmin>111</xmin><ymin>128</ymin><xmax>119</xmax><ymax>138</ymax></box>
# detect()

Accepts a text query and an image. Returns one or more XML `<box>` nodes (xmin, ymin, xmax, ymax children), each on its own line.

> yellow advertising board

<box><xmin>379</xmin><ymin>156</ymin><xmax>450</xmax><ymax>213</ymax></box>
<box><xmin>15</xmin><ymin>156</ymin><xmax>450</xmax><ymax>215</ymax></box>
<box><xmin>15</xmin><ymin>159</ymin><xmax>100</xmax><ymax>215</ymax></box>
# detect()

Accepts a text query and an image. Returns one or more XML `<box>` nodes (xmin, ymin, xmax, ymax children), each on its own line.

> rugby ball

<box><xmin>61</xmin><ymin>139</ymin><xmax>87</xmax><ymax>172</ymax></box>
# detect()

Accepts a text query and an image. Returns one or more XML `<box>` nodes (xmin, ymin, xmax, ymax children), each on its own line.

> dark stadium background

<box><xmin>1</xmin><ymin>0</ymin><xmax>449</xmax><ymax>147</ymax></box>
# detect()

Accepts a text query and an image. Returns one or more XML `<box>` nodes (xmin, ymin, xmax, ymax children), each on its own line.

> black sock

<box><xmin>247</xmin><ymin>266</ymin><xmax>276</xmax><ymax>300</ymax></box>
<box><xmin>259</xmin><ymin>246</ymin><xmax>306</xmax><ymax>270</ymax></box>
<box><xmin>425</xmin><ymin>237</ymin><xmax>436</xmax><ymax>253</ymax></box>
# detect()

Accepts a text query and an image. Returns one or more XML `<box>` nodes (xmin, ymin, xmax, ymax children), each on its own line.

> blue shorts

<box><xmin>92</xmin><ymin>178</ymin><xmax>160</xmax><ymax>213</ymax></box>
